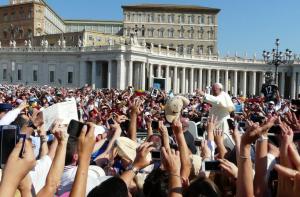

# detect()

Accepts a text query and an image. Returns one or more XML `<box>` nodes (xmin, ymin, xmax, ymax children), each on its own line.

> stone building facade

<box><xmin>122</xmin><ymin>4</ymin><xmax>220</xmax><ymax>56</ymax></box>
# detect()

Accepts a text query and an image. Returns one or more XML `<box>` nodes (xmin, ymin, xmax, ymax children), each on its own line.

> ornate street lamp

<box><xmin>262</xmin><ymin>38</ymin><xmax>294</xmax><ymax>85</ymax></box>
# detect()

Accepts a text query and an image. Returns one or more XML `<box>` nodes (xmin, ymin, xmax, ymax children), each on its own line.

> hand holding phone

<box><xmin>202</xmin><ymin>160</ymin><xmax>221</xmax><ymax>172</ymax></box>
<box><xmin>227</xmin><ymin>119</ymin><xmax>235</xmax><ymax>130</ymax></box>
<box><xmin>151</xmin><ymin>150</ymin><xmax>161</xmax><ymax>161</ymax></box>
<box><xmin>67</xmin><ymin>120</ymin><xmax>85</xmax><ymax>138</ymax></box>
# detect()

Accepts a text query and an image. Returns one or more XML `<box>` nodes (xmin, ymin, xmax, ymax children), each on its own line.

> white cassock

<box><xmin>204</xmin><ymin>91</ymin><xmax>235</xmax><ymax>148</ymax></box>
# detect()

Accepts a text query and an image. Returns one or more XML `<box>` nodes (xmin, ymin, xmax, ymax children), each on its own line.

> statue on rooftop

<box><xmin>12</xmin><ymin>40</ymin><xmax>16</xmax><ymax>48</ymax></box>
<box><xmin>58</xmin><ymin>39</ymin><xmax>61</xmax><ymax>47</ymax></box>
<box><xmin>62</xmin><ymin>39</ymin><xmax>66</xmax><ymax>48</ymax></box>
<box><xmin>28</xmin><ymin>40</ymin><xmax>32</xmax><ymax>48</ymax></box>
<box><xmin>44</xmin><ymin>40</ymin><xmax>48</xmax><ymax>48</ymax></box>
<box><xmin>78</xmin><ymin>38</ymin><xmax>82</xmax><ymax>47</ymax></box>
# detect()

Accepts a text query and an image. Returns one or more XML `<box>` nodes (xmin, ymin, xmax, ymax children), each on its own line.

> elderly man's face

<box><xmin>212</xmin><ymin>84</ymin><xmax>221</xmax><ymax>96</ymax></box>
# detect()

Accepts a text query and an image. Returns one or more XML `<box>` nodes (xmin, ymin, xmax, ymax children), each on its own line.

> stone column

<box><xmin>297</xmin><ymin>72</ymin><xmax>300</xmax><ymax>97</ymax></box>
<box><xmin>174</xmin><ymin>66</ymin><xmax>178</xmax><ymax>93</ymax></box>
<box><xmin>117</xmin><ymin>56</ymin><xmax>126</xmax><ymax>90</ymax></box>
<box><xmin>198</xmin><ymin>68</ymin><xmax>203</xmax><ymax>90</ymax></box>
<box><xmin>141</xmin><ymin>62</ymin><xmax>146</xmax><ymax>90</ymax></box>
<box><xmin>234</xmin><ymin>70</ymin><xmax>238</xmax><ymax>96</ymax></box>
<box><xmin>91</xmin><ymin>60</ymin><xmax>97</xmax><ymax>89</ymax></box>
<box><xmin>252</xmin><ymin>71</ymin><xmax>256</xmax><ymax>95</ymax></box>
<box><xmin>181</xmin><ymin>67</ymin><xmax>186</xmax><ymax>94</ymax></box>
<box><xmin>148</xmin><ymin>63</ymin><xmax>153</xmax><ymax>89</ymax></box>
<box><xmin>225</xmin><ymin>70</ymin><xmax>229</xmax><ymax>93</ymax></box>
<box><xmin>165</xmin><ymin>65</ymin><xmax>170</xmax><ymax>91</ymax></box>
<box><xmin>157</xmin><ymin>64</ymin><xmax>162</xmax><ymax>78</ymax></box>
<box><xmin>79</xmin><ymin>60</ymin><xmax>86</xmax><ymax>87</ymax></box>
<box><xmin>216</xmin><ymin>69</ymin><xmax>220</xmax><ymax>83</ymax></box>
<box><xmin>207</xmin><ymin>69</ymin><xmax>211</xmax><ymax>88</ymax></box>
<box><xmin>291</xmin><ymin>71</ymin><xmax>296</xmax><ymax>99</ymax></box>
<box><xmin>128</xmin><ymin>60</ymin><xmax>133</xmax><ymax>86</ymax></box>
<box><xmin>243</xmin><ymin>71</ymin><xmax>247</xmax><ymax>97</ymax></box>
<box><xmin>189</xmin><ymin>68</ymin><xmax>194</xmax><ymax>93</ymax></box>
<box><xmin>107</xmin><ymin>60</ymin><xmax>112</xmax><ymax>89</ymax></box>
<box><xmin>280</xmin><ymin>72</ymin><xmax>285</xmax><ymax>98</ymax></box>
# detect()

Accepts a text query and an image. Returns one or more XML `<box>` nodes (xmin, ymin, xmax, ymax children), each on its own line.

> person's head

<box><xmin>143</xmin><ymin>168</ymin><xmax>169</xmax><ymax>197</ymax></box>
<box><xmin>88</xmin><ymin>177</ymin><xmax>128</xmax><ymax>197</ymax></box>
<box><xmin>211</xmin><ymin>83</ymin><xmax>223</xmax><ymax>96</ymax></box>
<box><xmin>268</xmin><ymin>101</ymin><xmax>275</xmax><ymax>109</ymax></box>
<box><xmin>184</xmin><ymin>176</ymin><xmax>221</xmax><ymax>197</ymax></box>
<box><xmin>180</xmin><ymin>115</ymin><xmax>189</xmax><ymax>131</ymax></box>
<box><xmin>65</xmin><ymin>138</ymin><xmax>78</xmax><ymax>166</ymax></box>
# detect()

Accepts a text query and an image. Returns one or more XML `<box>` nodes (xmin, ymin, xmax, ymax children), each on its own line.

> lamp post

<box><xmin>262</xmin><ymin>38</ymin><xmax>293</xmax><ymax>85</ymax></box>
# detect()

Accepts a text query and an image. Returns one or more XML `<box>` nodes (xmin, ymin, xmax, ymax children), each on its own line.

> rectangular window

<box><xmin>33</xmin><ymin>70</ymin><xmax>37</xmax><ymax>82</ymax></box>
<box><xmin>17</xmin><ymin>69</ymin><xmax>22</xmax><ymax>81</ymax></box>
<box><xmin>50</xmin><ymin>71</ymin><xmax>55</xmax><ymax>83</ymax></box>
<box><xmin>199</xmin><ymin>15</ymin><xmax>205</xmax><ymax>24</ymax></box>
<box><xmin>68</xmin><ymin>72</ymin><xmax>73</xmax><ymax>84</ymax></box>
<box><xmin>3</xmin><ymin>69</ymin><xmax>7</xmax><ymax>80</ymax></box>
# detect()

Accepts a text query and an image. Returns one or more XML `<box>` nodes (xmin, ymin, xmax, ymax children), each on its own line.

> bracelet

<box><xmin>239</xmin><ymin>155</ymin><xmax>250</xmax><ymax>159</ymax></box>
<box><xmin>169</xmin><ymin>173</ymin><xmax>181</xmax><ymax>178</ymax></box>
<box><xmin>257</xmin><ymin>135</ymin><xmax>268</xmax><ymax>143</ymax></box>
<box><xmin>40</xmin><ymin>135</ymin><xmax>47</xmax><ymax>143</ymax></box>
<box><xmin>169</xmin><ymin>187</ymin><xmax>183</xmax><ymax>194</ymax></box>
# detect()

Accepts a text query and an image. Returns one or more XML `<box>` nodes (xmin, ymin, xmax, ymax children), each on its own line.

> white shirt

<box><xmin>29</xmin><ymin>155</ymin><xmax>52</xmax><ymax>193</ymax></box>
<box><xmin>0</xmin><ymin>108</ymin><xmax>21</xmax><ymax>126</ymax></box>
<box><xmin>56</xmin><ymin>165</ymin><xmax>109</xmax><ymax>196</ymax></box>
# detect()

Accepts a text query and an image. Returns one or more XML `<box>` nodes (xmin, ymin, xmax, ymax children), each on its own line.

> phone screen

<box><xmin>151</xmin><ymin>151</ymin><xmax>161</xmax><ymax>161</ymax></box>
<box><xmin>204</xmin><ymin>161</ymin><xmax>221</xmax><ymax>171</ymax></box>
<box><xmin>0</xmin><ymin>126</ymin><xmax>19</xmax><ymax>166</ymax></box>
<box><xmin>194</xmin><ymin>140</ymin><xmax>202</xmax><ymax>146</ymax></box>
<box><xmin>227</xmin><ymin>119</ymin><xmax>235</xmax><ymax>130</ymax></box>
<box><xmin>67</xmin><ymin>120</ymin><xmax>85</xmax><ymax>138</ymax></box>
<box><xmin>151</xmin><ymin>121</ymin><xmax>159</xmax><ymax>130</ymax></box>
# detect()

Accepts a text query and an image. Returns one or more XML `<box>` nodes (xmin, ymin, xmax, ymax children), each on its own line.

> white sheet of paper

<box><xmin>43</xmin><ymin>98</ymin><xmax>78</xmax><ymax>131</ymax></box>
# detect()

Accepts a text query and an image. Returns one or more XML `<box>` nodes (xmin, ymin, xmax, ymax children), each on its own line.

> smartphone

<box><xmin>151</xmin><ymin>121</ymin><xmax>159</xmax><ymax>130</ymax></box>
<box><xmin>238</xmin><ymin>121</ymin><xmax>246</xmax><ymax>129</ymax></box>
<box><xmin>293</xmin><ymin>133</ymin><xmax>300</xmax><ymax>141</ymax></box>
<box><xmin>67</xmin><ymin>119</ymin><xmax>85</xmax><ymax>138</ymax></box>
<box><xmin>194</xmin><ymin>139</ymin><xmax>202</xmax><ymax>146</ymax></box>
<box><xmin>0</xmin><ymin>125</ymin><xmax>19</xmax><ymax>167</ymax></box>
<box><xmin>151</xmin><ymin>150</ymin><xmax>161</xmax><ymax>161</ymax></box>
<box><xmin>202</xmin><ymin>160</ymin><xmax>221</xmax><ymax>172</ymax></box>
<box><xmin>269</xmin><ymin>125</ymin><xmax>281</xmax><ymax>135</ymax></box>
<box><xmin>227</xmin><ymin>119</ymin><xmax>235</xmax><ymax>130</ymax></box>
<box><xmin>268</xmin><ymin>133</ymin><xmax>279</xmax><ymax>147</ymax></box>
<box><xmin>151</xmin><ymin>89</ymin><xmax>158</xmax><ymax>98</ymax></box>
<box><xmin>108</xmin><ymin>118</ymin><xmax>115</xmax><ymax>125</ymax></box>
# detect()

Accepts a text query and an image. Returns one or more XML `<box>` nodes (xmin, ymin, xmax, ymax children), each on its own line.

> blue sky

<box><xmin>1</xmin><ymin>0</ymin><xmax>299</xmax><ymax>57</ymax></box>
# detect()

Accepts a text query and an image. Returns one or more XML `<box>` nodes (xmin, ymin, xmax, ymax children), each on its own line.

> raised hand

<box><xmin>162</xmin><ymin>147</ymin><xmax>181</xmax><ymax>175</ymax></box>
<box><xmin>133</xmin><ymin>142</ymin><xmax>154</xmax><ymax>170</ymax></box>
<box><xmin>172</xmin><ymin>118</ymin><xmax>183</xmax><ymax>136</ymax></box>
<box><xmin>78</xmin><ymin>123</ymin><xmax>96</xmax><ymax>160</ymax></box>
<box><xmin>219</xmin><ymin>159</ymin><xmax>238</xmax><ymax>179</ymax></box>
<box><xmin>0</xmin><ymin>139</ymin><xmax>36</xmax><ymax>196</ymax></box>
<box><xmin>275</xmin><ymin>144</ymin><xmax>300</xmax><ymax>197</ymax></box>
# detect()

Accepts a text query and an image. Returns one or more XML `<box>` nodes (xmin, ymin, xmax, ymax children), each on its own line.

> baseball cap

<box><xmin>165</xmin><ymin>96</ymin><xmax>190</xmax><ymax>123</ymax></box>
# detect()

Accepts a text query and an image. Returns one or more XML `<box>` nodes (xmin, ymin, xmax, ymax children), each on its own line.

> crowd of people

<box><xmin>0</xmin><ymin>81</ymin><xmax>299</xmax><ymax>197</ymax></box>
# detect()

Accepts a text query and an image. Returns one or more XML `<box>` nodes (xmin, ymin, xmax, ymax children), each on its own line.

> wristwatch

<box><xmin>126</xmin><ymin>164</ymin><xmax>139</xmax><ymax>175</ymax></box>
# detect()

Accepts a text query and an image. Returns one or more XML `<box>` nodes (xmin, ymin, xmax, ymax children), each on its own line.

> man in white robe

<box><xmin>198</xmin><ymin>83</ymin><xmax>235</xmax><ymax>149</ymax></box>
